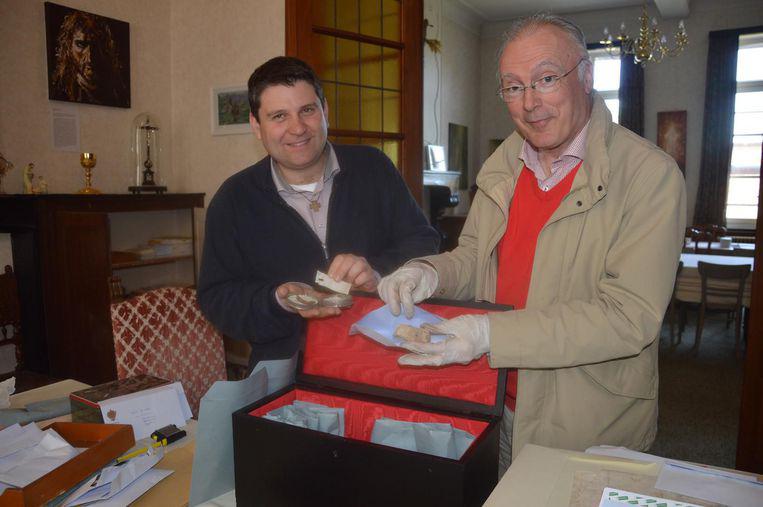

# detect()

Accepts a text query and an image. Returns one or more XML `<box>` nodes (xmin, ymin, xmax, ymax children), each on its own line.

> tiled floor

<box><xmin>650</xmin><ymin>310</ymin><xmax>745</xmax><ymax>468</ymax></box>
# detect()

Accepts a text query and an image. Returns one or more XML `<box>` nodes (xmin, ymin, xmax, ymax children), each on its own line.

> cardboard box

<box><xmin>70</xmin><ymin>374</ymin><xmax>171</xmax><ymax>423</ymax></box>
<box><xmin>233</xmin><ymin>296</ymin><xmax>509</xmax><ymax>507</ymax></box>
<box><xmin>0</xmin><ymin>422</ymin><xmax>134</xmax><ymax>507</ymax></box>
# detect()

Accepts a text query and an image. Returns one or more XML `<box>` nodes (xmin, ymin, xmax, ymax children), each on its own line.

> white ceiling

<box><xmin>458</xmin><ymin>0</ymin><xmax>690</xmax><ymax>21</ymax></box>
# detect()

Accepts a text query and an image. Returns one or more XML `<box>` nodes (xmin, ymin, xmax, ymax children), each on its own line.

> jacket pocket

<box><xmin>581</xmin><ymin>341</ymin><xmax>657</xmax><ymax>399</ymax></box>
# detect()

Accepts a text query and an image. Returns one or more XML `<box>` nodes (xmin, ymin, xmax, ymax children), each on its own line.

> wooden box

<box><xmin>0</xmin><ymin>422</ymin><xmax>135</xmax><ymax>507</ymax></box>
<box><xmin>233</xmin><ymin>297</ymin><xmax>508</xmax><ymax>507</ymax></box>
<box><xmin>70</xmin><ymin>374</ymin><xmax>171</xmax><ymax>423</ymax></box>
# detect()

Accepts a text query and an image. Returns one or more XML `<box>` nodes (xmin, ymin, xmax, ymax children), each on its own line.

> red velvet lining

<box><xmin>249</xmin><ymin>388</ymin><xmax>488</xmax><ymax>442</ymax></box>
<box><xmin>302</xmin><ymin>296</ymin><xmax>499</xmax><ymax>407</ymax></box>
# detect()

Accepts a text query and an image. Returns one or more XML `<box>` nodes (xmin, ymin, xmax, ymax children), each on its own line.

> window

<box><xmin>589</xmin><ymin>48</ymin><xmax>621</xmax><ymax>123</ymax></box>
<box><xmin>726</xmin><ymin>33</ymin><xmax>763</xmax><ymax>228</ymax></box>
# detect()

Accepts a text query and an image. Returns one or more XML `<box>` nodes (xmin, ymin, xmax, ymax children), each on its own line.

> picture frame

<box><xmin>656</xmin><ymin>111</ymin><xmax>687</xmax><ymax>174</ymax></box>
<box><xmin>211</xmin><ymin>86</ymin><xmax>251</xmax><ymax>136</ymax></box>
<box><xmin>44</xmin><ymin>2</ymin><xmax>131</xmax><ymax>108</ymax></box>
<box><xmin>448</xmin><ymin>123</ymin><xmax>469</xmax><ymax>189</ymax></box>
<box><xmin>426</xmin><ymin>145</ymin><xmax>446</xmax><ymax>172</ymax></box>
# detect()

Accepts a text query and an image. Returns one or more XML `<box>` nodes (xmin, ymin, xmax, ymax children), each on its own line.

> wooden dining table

<box><xmin>676</xmin><ymin>253</ymin><xmax>755</xmax><ymax>307</ymax></box>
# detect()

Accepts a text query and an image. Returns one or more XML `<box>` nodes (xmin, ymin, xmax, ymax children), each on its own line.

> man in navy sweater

<box><xmin>198</xmin><ymin>57</ymin><xmax>439</xmax><ymax>392</ymax></box>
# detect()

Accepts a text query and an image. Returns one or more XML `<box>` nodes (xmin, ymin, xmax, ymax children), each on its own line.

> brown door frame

<box><xmin>736</xmin><ymin>145</ymin><xmax>763</xmax><ymax>472</ymax></box>
<box><xmin>285</xmin><ymin>0</ymin><xmax>424</xmax><ymax>202</ymax></box>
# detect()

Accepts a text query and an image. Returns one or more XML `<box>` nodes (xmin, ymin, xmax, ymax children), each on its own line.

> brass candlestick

<box><xmin>78</xmin><ymin>152</ymin><xmax>101</xmax><ymax>194</ymax></box>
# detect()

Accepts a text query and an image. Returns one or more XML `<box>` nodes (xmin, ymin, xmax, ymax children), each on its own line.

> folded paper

<box><xmin>370</xmin><ymin>418</ymin><xmax>474</xmax><ymax>459</ymax></box>
<box><xmin>189</xmin><ymin>368</ymin><xmax>268</xmax><ymax>506</ymax></box>
<box><xmin>264</xmin><ymin>400</ymin><xmax>345</xmax><ymax>436</ymax></box>
<box><xmin>0</xmin><ymin>424</ymin><xmax>81</xmax><ymax>491</ymax></box>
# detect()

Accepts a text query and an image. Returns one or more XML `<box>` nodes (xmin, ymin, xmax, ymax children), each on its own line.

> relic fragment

<box><xmin>394</xmin><ymin>324</ymin><xmax>431</xmax><ymax>344</ymax></box>
<box><xmin>287</xmin><ymin>294</ymin><xmax>320</xmax><ymax>311</ymax></box>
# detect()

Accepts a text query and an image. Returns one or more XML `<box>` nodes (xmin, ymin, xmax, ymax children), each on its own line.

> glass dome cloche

<box><xmin>130</xmin><ymin>113</ymin><xmax>167</xmax><ymax>194</ymax></box>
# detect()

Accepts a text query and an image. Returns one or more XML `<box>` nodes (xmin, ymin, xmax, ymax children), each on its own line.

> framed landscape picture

<box><xmin>211</xmin><ymin>86</ymin><xmax>251</xmax><ymax>135</ymax></box>
<box><xmin>45</xmin><ymin>2</ymin><xmax>131</xmax><ymax>108</ymax></box>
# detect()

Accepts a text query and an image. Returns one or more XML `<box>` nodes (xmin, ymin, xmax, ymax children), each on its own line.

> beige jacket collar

<box><xmin>476</xmin><ymin>93</ymin><xmax>613</xmax><ymax>221</ymax></box>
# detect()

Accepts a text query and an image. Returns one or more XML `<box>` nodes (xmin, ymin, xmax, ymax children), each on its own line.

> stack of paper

<box><xmin>148</xmin><ymin>237</ymin><xmax>192</xmax><ymax>257</ymax></box>
<box><xmin>599</xmin><ymin>487</ymin><xmax>701</xmax><ymax>507</ymax></box>
<box><xmin>587</xmin><ymin>446</ymin><xmax>763</xmax><ymax>507</ymax></box>
<box><xmin>60</xmin><ymin>450</ymin><xmax>172</xmax><ymax>506</ymax></box>
<box><xmin>0</xmin><ymin>423</ymin><xmax>81</xmax><ymax>494</ymax></box>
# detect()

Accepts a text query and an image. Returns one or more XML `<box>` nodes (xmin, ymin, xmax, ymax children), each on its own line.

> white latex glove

<box><xmin>398</xmin><ymin>314</ymin><xmax>490</xmax><ymax>367</ymax></box>
<box><xmin>377</xmin><ymin>263</ymin><xmax>439</xmax><ymax>318</ymax></box>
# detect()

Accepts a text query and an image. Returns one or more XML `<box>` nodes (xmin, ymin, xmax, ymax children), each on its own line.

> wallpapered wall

<box><xmin>3</xmin><ymin>0</ymin><xmax>762</xmax><ymax>269</ymax></box>
<box><xmin>0</xmin><ymin>0</ymin><xmax>284</xmax><ymax>268</ymax></box>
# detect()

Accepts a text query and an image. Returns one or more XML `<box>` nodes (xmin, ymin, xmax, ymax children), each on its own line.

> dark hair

<box><xmin>52</xmin><ymin>11</ymin><xmax>126</xmax><ymax>103</ymax></box>
<box><xmin>247</xmin><ymin>56</ymin><xmax>325</xmax><ymax>121</ymax></box>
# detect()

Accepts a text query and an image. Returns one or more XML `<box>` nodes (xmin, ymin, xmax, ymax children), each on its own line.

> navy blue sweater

<box><xmin>198</xmin><ymin>145</ymin><xmax>439</xmax><ymax>368</ymax></box>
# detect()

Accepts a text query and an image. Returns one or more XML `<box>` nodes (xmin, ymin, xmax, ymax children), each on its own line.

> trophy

<box><xmin>78</xmin><ymin>152</ymin><xmax>101</xmax><ymax>194</ymax></box>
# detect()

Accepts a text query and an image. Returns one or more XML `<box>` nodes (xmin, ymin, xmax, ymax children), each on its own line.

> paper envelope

<box><xmin>189</xmin><ymin>368</ymin><xmax>268</xmax><ymax>506</ymax></box>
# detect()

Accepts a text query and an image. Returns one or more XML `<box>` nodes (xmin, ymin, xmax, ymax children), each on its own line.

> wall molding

<box><xmin>445</xmin><ymin>0</ymin><xmax>483</xmax><ymax>35</ymax></box>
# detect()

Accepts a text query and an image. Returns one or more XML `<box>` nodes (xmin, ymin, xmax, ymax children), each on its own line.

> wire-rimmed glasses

<box><xmin>497</xmin><ymin>57</ymin><xmax>587</xmax><ymax>102</ymax></box>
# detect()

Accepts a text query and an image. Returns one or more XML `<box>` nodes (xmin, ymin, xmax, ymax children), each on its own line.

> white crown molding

<box><xmin>654</xmin><ymin>0</ymin><xmax>690</xmax><ymax>20</ymax></box>
<box><xmin>445</xmin><ymin>0</ymin><xmax>484</xmax><ymax>35</ymax></box>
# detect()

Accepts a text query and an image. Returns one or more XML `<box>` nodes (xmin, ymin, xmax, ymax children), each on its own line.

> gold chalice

<box><xmin>78</xmin><ymin>152</ymin><xmax>101</xmax><ymax>194</ymax></box>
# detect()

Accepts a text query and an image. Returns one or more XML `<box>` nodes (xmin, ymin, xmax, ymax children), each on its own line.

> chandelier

<box><xmin>600</xmin><ymin>2</ymin><xmax>688</xmax><ymax>66</ymax></box>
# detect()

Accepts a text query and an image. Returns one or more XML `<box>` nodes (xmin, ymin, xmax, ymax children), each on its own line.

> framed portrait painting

<box><xmin>211</xmin><ymin>86</ymin><xmax>251</xmax><ymax>136</ymax></box>
<box><xmin>44</xmin><ymin>2</ymin><xmax>131</xmax><ymax>108</ymax></box>
<box><xmin>657</xmin><ymin>111</ymin><xmax>687</xmax><ymax>173</ymax></box>
<box><xmin>448</xmin><ymin>123</ymin><xmax>469</xmax><ymax>189</ymax></box>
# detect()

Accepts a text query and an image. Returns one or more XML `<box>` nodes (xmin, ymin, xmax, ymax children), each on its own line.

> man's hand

<box><xmin>377</xmin><ymin>263</ymin><xmax>439</xmax><ymax>318</ymax></box>
<box><xmin>276</xmin><ymin>282</ymin><xmax>341</xmax><ymax>318</ymax></box>
<box><xmin>398</xmin><ymin>314</ymin><xmax>490</xmax><ymax>366</ymax></box>
<box><xmin>327</xmin><ymin>254</ymin><xmax>380</xmax><ymax>293</ymax></box>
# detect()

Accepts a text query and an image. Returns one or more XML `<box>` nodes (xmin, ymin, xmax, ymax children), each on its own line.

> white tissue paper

<box><xmin>0</xmin><ymin>377</ymin><xmax>15</xmax><ymax>409</ymax></box>
<box><xmin>264</xmin><ymin>401</ymin><xmax>345</xmax><ymax>436</ymax></box>
<box><xmin>370</xmin><ymin>418</ymin><xmax>475</xmax><ymax>459</ymax></box>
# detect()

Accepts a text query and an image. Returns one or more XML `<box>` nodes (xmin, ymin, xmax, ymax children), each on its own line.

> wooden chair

<box><xmin>695</xmin><ymin>261</ymin><xmax>751</xmax><ymax>355</ymax></box>
<box><xmin>687</xmin><ymin>224</ymin><xmax>728</xmax><ymax>253</ymax></box>
<box><xmin>110</xmin><ymin>286</ymin><xmax>227</xmax><ymax>417</ymax></box>
<box><xmin>0</xmin><ymin>265</ymin><xmax>23</xmax><ymax>378</ymax></box>
<box><xmin>223</xmin><ymin>335</ymin><xmax>250</xmax><ymax>381</ymax></box>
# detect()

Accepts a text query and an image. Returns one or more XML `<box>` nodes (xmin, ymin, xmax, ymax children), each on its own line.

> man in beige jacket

<box><xmin>378</xmin><ymin>14</ymin><xmax>686</xmax><ymax>471</ymax></box>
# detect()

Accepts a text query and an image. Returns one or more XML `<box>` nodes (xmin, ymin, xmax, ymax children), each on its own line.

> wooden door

<box><xmin>50</xmin><ymin>211</ymin><xmax>116</xmax><ymax>383</ymax></box>
<box><xmin>286</xmin><ymin>0</ymin><xmax>424</xmax><ymax>201</ymax></box>
<box><xmin>736</xmin><ymin>145</ymin><xmax>763</xmax><ymax>472</ymax></box>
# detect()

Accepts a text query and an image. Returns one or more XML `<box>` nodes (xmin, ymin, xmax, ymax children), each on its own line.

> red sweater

<box><xmin>496</xmin><ymin>162</ymin><xmax>581</xmax><ymax>410</ymax></box>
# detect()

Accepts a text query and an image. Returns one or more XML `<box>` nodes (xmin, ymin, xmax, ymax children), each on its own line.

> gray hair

<box><xmin>497</xmin><ymin>13</ymin><xmax>590</xmax><ymax>84</ymax></box>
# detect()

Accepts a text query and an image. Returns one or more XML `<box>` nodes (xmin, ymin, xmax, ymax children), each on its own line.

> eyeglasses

<box><xmin>497</xmin><ymin>58</ymin><xmax>587</xmax><ymax>103</ymax></box>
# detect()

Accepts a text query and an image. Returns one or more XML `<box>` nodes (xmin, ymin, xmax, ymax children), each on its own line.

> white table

<box><xmin>676</xmin><ymin>253</ymin><xmax>754</xmax><ymax>306</ymax></box>
<box><xmin>484</xmin><ymin>444</ymin><xmax>761</xmax><ymax>506</ymax></box>
<box><xmin>683</xmin><ymin>241</ymin><xmax>755</xmax><ymax>255</ymax></box>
